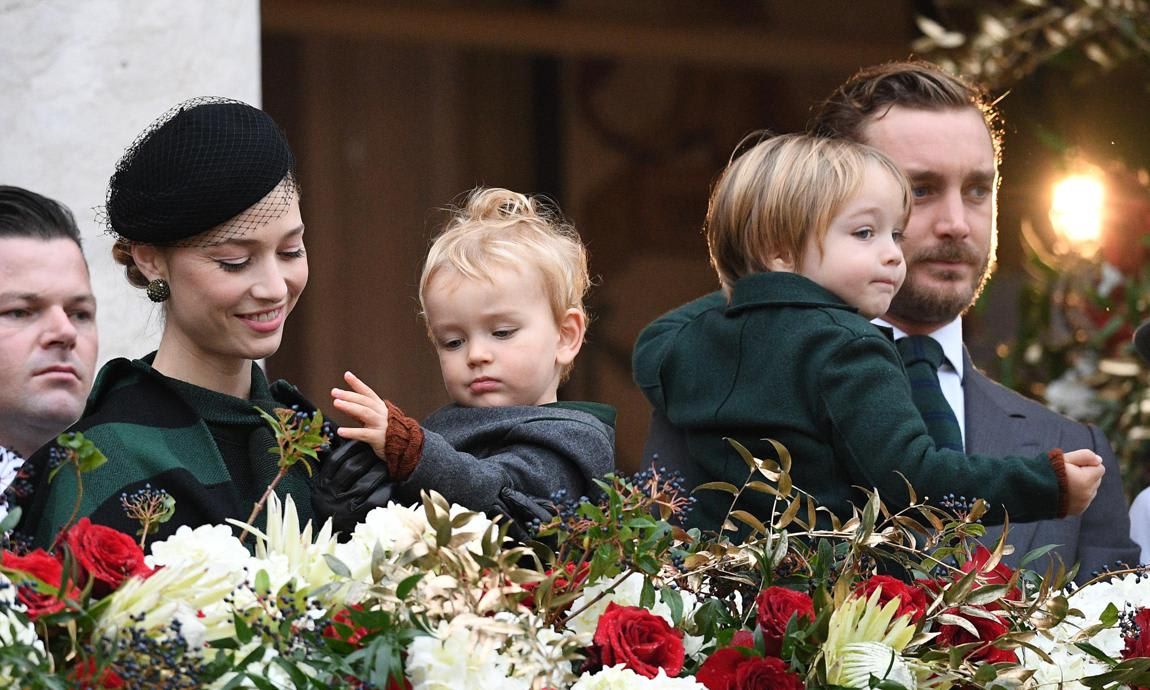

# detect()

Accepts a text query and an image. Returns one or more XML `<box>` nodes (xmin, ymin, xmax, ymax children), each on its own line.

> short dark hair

<box><xmin>0</xmin><ymin>185</ymin><xmax>83</xmax><ymax>246</ymax></box>
<box><xmin>809</xmin><ymin>59</ymin><xmax>1002</xmax><ymax>163</ymax></box>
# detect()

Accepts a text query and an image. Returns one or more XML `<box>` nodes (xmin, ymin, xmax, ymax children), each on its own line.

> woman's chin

<box><xmin>243</xmin><ymin>335</ymin><xmax>284</xmax><ymax>361</ymax></box>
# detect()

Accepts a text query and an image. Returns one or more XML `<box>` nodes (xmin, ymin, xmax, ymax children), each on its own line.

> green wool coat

<box><xmin>633</xmin><ymin>272</ymin><xmax>1064</xmax><ymax>532</ymax></box>
<box><xmin>20</xmin><ymin>355</ymin><xmax>315</xmax><ymax>548</ymax></box>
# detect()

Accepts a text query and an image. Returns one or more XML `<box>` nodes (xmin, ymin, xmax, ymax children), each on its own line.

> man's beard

<box><xmin>887</xmin><ymin>239</ymin><xmax>995</xmax><ymax>326</ymax></box>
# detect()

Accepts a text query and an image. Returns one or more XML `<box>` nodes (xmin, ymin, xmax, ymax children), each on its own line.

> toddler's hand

<box><xmin>1062</xmin><ymin>449</ymin><xmax>1104</xmax><ymax>516</ymax></box>
<box><xmin>331</xmin><ymin>371</ymin><xmax>390</xmax><ymax>461</ymax></box>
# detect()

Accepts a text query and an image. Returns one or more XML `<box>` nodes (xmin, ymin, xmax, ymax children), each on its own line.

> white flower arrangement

<box><xmin>3</xmin><ymin>464</ymin><xmax>1149</xmax><ymax>689</ymax></box>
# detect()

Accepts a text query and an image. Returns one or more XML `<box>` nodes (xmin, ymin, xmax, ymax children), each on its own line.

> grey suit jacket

<box><xmin>962</xmin><ymin>350</ymin><xmax>1139</xmax><ymax>582</ymax></box>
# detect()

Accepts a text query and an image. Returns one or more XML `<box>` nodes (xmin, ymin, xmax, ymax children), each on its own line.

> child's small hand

<box><xmin>331</xmin><ymin>371</ymin><xmax>390</xmax><ymax>461</ymax></box>
<box><xmin>1062</xmin><ymin>449</ymin><xmax>1105</xmax><ymax>516</ymax></box>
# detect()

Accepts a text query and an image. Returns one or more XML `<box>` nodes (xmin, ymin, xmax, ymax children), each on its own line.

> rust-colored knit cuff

<box><xmin>1048</xmin><ymin>448</ymin><xmax>1069</xmax><ymax>518</ymax></box>
<box><xmin>384</xmin><ymin>400</ymin><xmax>424</xmax><ymax>482</ymax></box>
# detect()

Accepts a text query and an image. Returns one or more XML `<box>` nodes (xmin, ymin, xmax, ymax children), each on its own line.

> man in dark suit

<box><xmin>638</xmin><ymin>60</ymin><xmax>1139</xmax><ymax>582</ymax></box>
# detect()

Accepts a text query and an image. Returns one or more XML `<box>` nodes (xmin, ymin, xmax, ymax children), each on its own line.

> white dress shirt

<box><xmin>873</xmin><ymin>317</ymin><xmax>967</xmax><ymax>446</ymax></box>
<box><xmin>1131</xmin><ymin>487</ymin><xmax>1150</xmax><ymax>565</ymax></box>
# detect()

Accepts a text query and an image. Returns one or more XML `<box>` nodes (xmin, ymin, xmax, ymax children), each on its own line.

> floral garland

<box><xmin>2</xmin><ymin>429</ymin><xmax>1150</xmax><ymax>688</ymax></box>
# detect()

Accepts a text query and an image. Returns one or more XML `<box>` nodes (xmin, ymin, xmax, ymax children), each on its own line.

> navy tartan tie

<box><xmin>896</xmin><ymin>335</ymin><xmax>964</xmax><ymax>451</ymax></box>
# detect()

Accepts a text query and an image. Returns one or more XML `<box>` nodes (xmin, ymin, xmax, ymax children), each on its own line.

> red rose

<box><xmin>65</xmin><ymin>518</ymin><xmax>152</xmax><ymax>597</ymax></box>
<box><xmin>734</xmin><ymin>656</ymin><xmax>804</xmax><ymax>690</ymax></box>
<box><xmin>1</xmin><ymin>548</ymin><xmax>80</xmax><ymax>618</ymax></box>
<box><xmin>960</xmin><ymin>546</ymin><xmax>1013</xmax><ymax>584</ymax></box>
<box><xmin>697</xmin><ymin>647</ymin><xmax>750</xmax><ymax>690</ymax></box>
<box><xmin>935</xmin><ymin>606</ymin><xmax>1016</xmax><ymax>664</ymax></box>
<box><xmin>1123</xmin><ymin>607</ymin><xmax>1150</xmax><ymax>663</ymax></box>
<box><xmin>592</xmin><ymin>602</ymin><xmax>685</xmax><ymax>678</ymax></box>
<box><xmin>854</xmin><ymin>575</ymin><xmax>928</xmax><ymax>624</ymax></box>
<box><xmin>754</xmin><ymin>586</ymin><xmax>815</xmax><ymax>657</ymax></box>
<box><xmin>960</xmin><ymin>546</ymin><xmax>1020</xmax><ymax>604</ymax></box>
<box><xmin>324</xmin><ymin>605</ymin><xmax>372</xmax><ymax>647</ymax></box>
<box><xmin>729</xmin><ymin>629</ymin><xmax>755</xmax><ymax>649</ymax></box>
<box><xmin>71</xmin><ymin>658</ymin><xmax>125</xmax><ymax>689</ymax></box>
<box><xmin>697</xmin><ymin>645</ymin><xmax>803</xmax><ymax>690</ymax></box>
<box><xmin>520</xmin><ymin>562</ymin><xmax>590</xmax><ymax>610</ymax></box>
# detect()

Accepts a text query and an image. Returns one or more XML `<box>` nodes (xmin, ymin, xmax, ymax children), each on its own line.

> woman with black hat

<box><xmin>20</xmin><ymin>98</ymin><xmax>326</xmax><ymax>546</ymax></box>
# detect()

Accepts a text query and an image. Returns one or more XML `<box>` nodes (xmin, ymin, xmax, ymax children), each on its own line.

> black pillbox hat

<box><xmin>106</xmin><ymin>98</ymin><xmax>295</xmax><ymax>245</ymax></box>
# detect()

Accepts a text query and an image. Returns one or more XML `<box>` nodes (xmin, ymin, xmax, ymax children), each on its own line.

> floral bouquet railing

<box><xmin>2</xmin><ymin>426</ymin><xmax>1150</xmax><ymax>688</ymax></box>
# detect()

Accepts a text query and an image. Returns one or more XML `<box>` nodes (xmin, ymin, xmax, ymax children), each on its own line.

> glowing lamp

<box><xmin>1050</xmin><ymin>173</ymin><xmax>1105</xmax><ymax>247</ymax></box>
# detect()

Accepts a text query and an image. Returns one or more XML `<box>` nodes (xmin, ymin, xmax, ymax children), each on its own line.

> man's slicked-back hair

<box><xmin>810</xmin><ymin>59</ymin><xmax>1002</xmax><ymax>163</ymax></box>
<box><xmin>0</xmin><ymin>185</ymin><xmax>82</xmax><ymax>246</ymax></box>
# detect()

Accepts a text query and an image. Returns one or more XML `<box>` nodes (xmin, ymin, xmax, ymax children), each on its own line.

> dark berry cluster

<box><xmin>46</xmin><ymin>445</ymin><xmax>69</xmax><ymax>472</ymax></box>
<box><xmin>0</xmin><ymin>528</ymin><xmax>31</xmax><ymax>555</ymax></box>
<box><xmin>632</xmin><ymin>465</ymin><xmax>698</xmax><ymax>525</ymax></box>
<box><xmin>939</xmin><ymin>493</ymin><xmax>980</xmax><ymax>516</ymax></box>
<box><xmin>288</xmin><ymin>404</ymin><xmax>333</xmax><ymax>451</ymax></box>
<box><xmin>95</xmin><ymin>615</ymin><xmax>206</xmax><ymax>688</ymax></box>
<box><xmin>1090</xmin><ymin>561</ymin><xmax>1143</xmax><ymax>581</ymax></box>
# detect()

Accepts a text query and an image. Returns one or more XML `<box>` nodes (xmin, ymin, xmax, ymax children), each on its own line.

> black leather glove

<box><xmin>493</xmin><ymin>485</ymin><xmax>557</xmax><ymax>544</ymax></box>
<box><xmin>312</xmin><ymin>440</ymin><xmax>396</xmax><ymax>536</ymax></box>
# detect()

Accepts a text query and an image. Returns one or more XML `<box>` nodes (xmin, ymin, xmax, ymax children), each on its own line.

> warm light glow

<box><xmin>1050</xmin><ymin>173</ymin><xmax>1105</xmax><ymax>246</ymax></box>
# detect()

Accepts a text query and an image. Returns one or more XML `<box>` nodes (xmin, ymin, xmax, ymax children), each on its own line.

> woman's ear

<box><xmin>555</xmin><ymin>308</ymin><xmax>587</xmax><ymax>367</ymax></box>
<box><xmin>130</xmin><ymin>243</ymin><xmax>167</xmax><ymax>282</ymax></box>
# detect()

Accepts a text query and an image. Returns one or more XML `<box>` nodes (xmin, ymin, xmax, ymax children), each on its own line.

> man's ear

<box><xmin>555</xmin><ymin>308</ymin><xmax>587</xmax><ymax>367</ymax></box>
<box><xmin>130</xmin><ymin>243</ymin><xmax>167</xmax><ymax>282</ymax></box>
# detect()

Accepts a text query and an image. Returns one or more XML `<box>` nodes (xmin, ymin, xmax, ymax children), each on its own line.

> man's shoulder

<box><xmin>965</xmin><ymin>366</ymin><xmax>1086</xmax><ymax>429</ymax></box>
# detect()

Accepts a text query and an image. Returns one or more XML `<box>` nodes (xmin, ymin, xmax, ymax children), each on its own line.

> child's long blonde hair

<box><xmin>706</xmin><ymin>133</ymin><xmax>911</xmax><ymax>296</ymax></box>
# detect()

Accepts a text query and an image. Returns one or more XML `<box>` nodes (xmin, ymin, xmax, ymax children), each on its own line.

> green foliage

<box><xmin>47</xmin><ymin>432</ymin><xmax>106</xmax><ymax>483</ymax></box>
<box><xmin>243</xmin><ymin>407</ymin><xmax>332</xmax><ymax>539</ymax></box>
<box><xmin>256</xmin><ymin>407</ymin><xmax>330</xmax><ymax>478</ymax></box>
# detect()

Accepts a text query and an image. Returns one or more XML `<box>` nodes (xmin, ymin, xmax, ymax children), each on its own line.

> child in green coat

<box><xmin>633</xmin><ymin>133</ymin><xmax>1104</xmax><ymax>531</ymax></box>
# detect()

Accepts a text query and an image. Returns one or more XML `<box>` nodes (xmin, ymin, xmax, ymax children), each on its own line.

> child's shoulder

<box><xmin>426</xmin><ymin>402</ymin><xmax>615</xmax><ymax>431</ymax></box>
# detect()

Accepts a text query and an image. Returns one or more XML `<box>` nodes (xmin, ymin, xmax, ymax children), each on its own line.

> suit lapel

<box><xmin>961</xmin><ymin>347</ymin><xmax>1040</xmax><ymax>557</ymax></box>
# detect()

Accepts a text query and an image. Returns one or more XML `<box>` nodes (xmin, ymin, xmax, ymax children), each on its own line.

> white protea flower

<box><xmin>570</xmin><ymin>664</ymin><xmax>707</xmax><ymax>689</ymax></box>
<box><xmin>405</xmin><ymin>619</ymin><xmax>530</xmax><ymax>690</ymax></box>
<box><xmin>232</xmin><ymin>493</ymin><xmax>341</xmax><ymax>594</ymax></box>
<box><xmin>827</xmin><ymin>641</ymin><xmax>917</xmax><ymax>689</ymax></box>
<box><xmin>95</xmin><ymin>557</ymin><xmax>241</xmax><ymax>646</ymax></box>
<box><xmin>823</xmin><ymin>589</ymin><xmax>917</xmax><ymax>686</ymax></box>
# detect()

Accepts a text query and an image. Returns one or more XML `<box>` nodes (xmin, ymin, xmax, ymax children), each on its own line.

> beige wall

<box><xmin>0</xmin><ymin>0</ymin><xmax>261</xmax><ymax>366</ymax></box>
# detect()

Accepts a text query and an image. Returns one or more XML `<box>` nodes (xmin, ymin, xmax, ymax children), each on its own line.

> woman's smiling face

<box><xmin>143</xmin><ymin>198</ymin><xmax>309</xmax><ymax>370</ymax></box>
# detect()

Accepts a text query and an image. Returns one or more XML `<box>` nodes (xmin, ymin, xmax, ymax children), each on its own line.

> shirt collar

<box><xmin>872</xmin><ymin>317</ymin><xmax>965</xmax><ymax>381</ymax></box>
